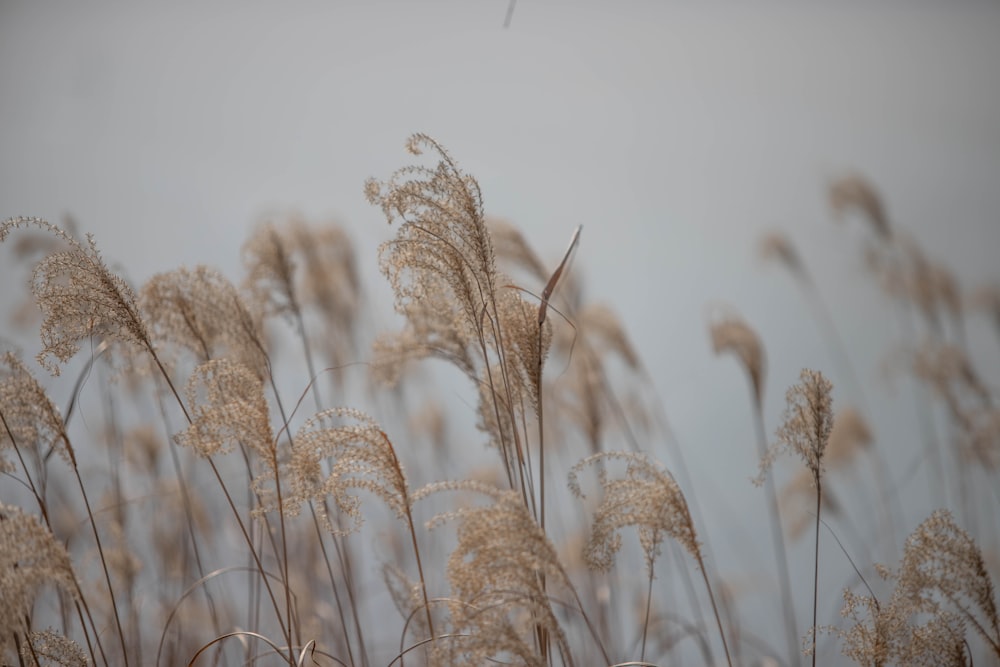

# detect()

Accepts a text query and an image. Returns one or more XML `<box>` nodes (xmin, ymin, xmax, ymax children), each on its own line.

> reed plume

<box><xmin>19</xmin><ymin>629</ymin><xmax>89</xmax><ymax>667</ymax></box>
<box><xmin>838</xmin><ymin>509</ymin><xmax>998</xmax><ymax>665</ymax></box>
<box><xmin>0</xmin><ymin>217</ymin><xmax>151</xmax><ymax>376</ymax></box>
<box><xmin>757</xmin><ymin>368</ymin><xmax>834</xmax><ymax>665</ymax></box>
<box><xmin>710</xmin><ymin>311</ymin><xmax>800</xmax><ymax>667</ymax></box>
<box><xmin>0</xmin><ymin>503</ymin><xmax>80</xmax><ymax>660</ymax></box>
<box><xmin>425</xmin><ymin>485</ymin><xmax>576</xmax><ymax>667</ymax></box>
<box><xmin>569</xmin><ymin>451</ymin><xmax>732</xmax><ymax>666</ymax></box>
<box><xmin>140</xmin><ymin>265</ymin><xmax>269</xmax><ymax>379</ymax></box>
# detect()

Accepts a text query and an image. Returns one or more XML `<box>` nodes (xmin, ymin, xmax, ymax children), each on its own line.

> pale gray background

<box><xmin>3</xmin><ymin>0</ymin><xmax>1000</xmax><ymax>662</ymax></box>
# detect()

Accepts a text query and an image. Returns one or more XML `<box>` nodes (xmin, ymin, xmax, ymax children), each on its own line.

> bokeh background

<box><xmin>3</xmin><ymin>1</ymin><xmax>1000</xmax><ymax>664</ymax></box>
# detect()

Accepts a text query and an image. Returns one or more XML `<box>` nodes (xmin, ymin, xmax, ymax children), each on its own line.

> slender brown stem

<box><xmin>66</xmin><ymin>437</ymin><xmax>131</xmax><ymax>667</ymax></box>
<box><xmin>751</xmin><ymin>397</ymin><xmax>800</xmax><ymax>667</ymax></box>
<box><xmin>812</xmin><ymin>475</ymin><xmax>822</xmax><ymax>667</ymax></box>
<box><xmin>696</xmin><ymin>554</ymin><xmax>734</xmax><ymax>667</ymax></box>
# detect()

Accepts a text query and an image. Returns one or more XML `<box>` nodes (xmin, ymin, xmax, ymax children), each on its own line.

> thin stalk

<box><xmin>2</xmin><ymin>412</ymin><xmax>105</xmax><ymax>666</ymax></box>
<box><xmin>751</xmin><ymin>397</ymin><xmax>800</xmax><ymax>667</ymax></box>
<box><xmin>382</xmin><ymin>431</ymin><xmax>436</xmax><ymax>641</ymax></box>
<box><xmin>63</xmin><ymin>434</ymin><xmax>130</xmax><ymax>667</ymax></box>
<box><xmin>695</xmin><ymin>554</ymin><xmax>734</xmax><ymax>667</ymax></box>
<box><xmin>153</xmin><ymin>384</ymin><xmax>225</xmax><ymax>651</ymax></box>
<box><xmin>811</xmin><ymin>476</ymin><xmax>822</xmax><ymax>667</ymax></box>
<box><xmin>640</xmin><ymin>560</ymin><xmax>654</xmax><ymax>662</ymax></box>
<box><xmin>146</xmin><ymin>346</ymin><xmax>293</xmax><ymax>657</ymax></box>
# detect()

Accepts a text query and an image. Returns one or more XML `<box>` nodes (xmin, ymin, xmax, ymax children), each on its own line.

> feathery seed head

<box><xmin>0</xmin><ymin>503</ymin><xmax>80</xmax><ymax>656</ymax></box>
<box><xmin>174</xmin><ymin>359</ymin><xmax>274</xmax><ymax>459</ymax></box>
<box><xmin>829</xmin><ymin>175</ymin><xmax>891</xmax><ymax>240</ymax></box>
<box><xmin>0</xmin><ymin>351</ymin><xmax>73</xmax><ymax>469</ymax></box>
<box><xmin>1</xmin><ymin>217</ymin><xmax>150</xmax><ymax>375</ymax></box>
<box><xmin>756</xmin><ymin>368</ymin><xmax>834</xmax><ymax>486</ymax></box>
<box><xmin>760</xmin><ymin>230</ymin><xmax>805</xmax><ymax>276</ymax></box>
<box><xmin>709</xmin><ymin>311</ymin><xmax>766</xmax><ymax>406</ymax></box>
<box><xmin>19</xmin><ymin>630</ymin><xmax>90</xmax><ymax>667</ymax></box>
<box><xmin>140</xmin><ymin>266</ymin><xmax>269</xmax><ymax>378</ymax></box>
<box><xmin>427</xmin><ymin>486</ymin><xmax>572</xmax><ymax>666</ymax></box>
<box><xmin>569</xmin><ymin>451</ymin><xmax>700</xmax><ymax>573</ymax></box>
<box><xmin>283</xmin><ymin>408</ymin><xmax>410</xmax><ymax>535</ymax></box>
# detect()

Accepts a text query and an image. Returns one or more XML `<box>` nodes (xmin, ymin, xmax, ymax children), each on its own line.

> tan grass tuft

<box><xmin>756</xmin><ymin>369</ymin><xmax>834</xmax><ymax>486</ymax></box>
<box><xmin>173</xmin><ymin>358</ymin><xmax>274</xmax><ymax>460</ymax></box>
<box><xmin>427</xmin><ymin>486</ymin><xmax>573</xmax><ymax>667</ymax></box>
<box><xmin>0</xmin><ymin>351</ymin><xmax>73</xmax><ymax>469</ymax></box>
<box><xmin>838</xmin><ymin>510</ymin><xmax>998</xmax><ymax>664</ymax></box>
<box><xmin>0</xmin><ymin>503</ymin><xmax>80</xmax><ymax>657</ymax></box>
<box><xmin>283</xmin><ymin>408</ymin><xmax>410</xmax><ymax>534</ymax></box>
<box><xmin>568</xmin><ymin>451</ymin><xmax>700</xmax><ymax>572</ymax></box>
<box><xmin>1</xmin><ymin>217</ymin><xmax>150</xmax><ymax>375</ymax></box>
<box><xmin>20</xmin><ymin>629</ymin><xmax>90</xmax><ymax>667</ymax></box>
<box><xmin>828</xmin><ymin>175</ymin><xmax>891</xmax><ymax>240</ymax></box>
<box><xmin>709</xmin><ymin>312</ymin><xmax>766</xmax><ymax>408</ymax></box>
<box><xmin>139</xmin><ymin>266</ymin><xmax>269</xmax><ymax>378</ymax></box>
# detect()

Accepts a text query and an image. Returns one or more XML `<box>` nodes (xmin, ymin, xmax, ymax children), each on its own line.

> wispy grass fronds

<box><xmin>174</xmin><ymin>358</ymin><xmax>274</xmax><ymax>461</ymax></box>
<box><xmin>140</xmin><ymin>265</ymin><xmax>269</xmax><ymax>379</ymax></box>
<box><xmin>829</xmin><ymin>174</ymin><xmax>891</xmax><ymax>240</ymax></box>
<box><xmin>0</xmin><ymin>217</ymin><xmax>150</xmax><ymax>376</ymax></box>
<box><xmin>1</xmin><ymin>503</ymin><xmax>80</xmax><ymax>660</ymax></box>
<box><xmin>756</xmin><ymin>369</ymin><xmax>834</xmax><ymax>487</ymax></box>
<box><xmin>838</xmin><ymin>509</ymin><xmax>998</xmax><ymax>665</ymax></box>
<box><xmin>427</xmin><ymin>486</ymin><xmax>577</xmax><ymax>667</ymax></box>
<box><xmin>20</xmin><ymin>629</ymin><xmax>89</xmax><ymax>667</ymax></box>
<box><xmin>242</xmin><ymin>217</ymin><xmax>360</xmax><ymax>387</ymax></box>
<box><xmin>709</xmin><ymin>311</ymin><xmax>765</xmax><ymax>409</ymax></box>
<box><xmin>758</xmin><ymin>368</ymin><xmax>834</xmax><ymax>665</ymax></box>
<box><xmin>569</xmin><ymin>451</ymin><xmax>731</xmax><ymax>666</ymax></box>
<box><xmin>894</xmin><ymin>510</ymin><xmax>1000</xmax><ymax>655</ymax></box>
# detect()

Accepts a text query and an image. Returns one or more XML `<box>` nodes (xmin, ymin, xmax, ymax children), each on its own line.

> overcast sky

<box><xmin>3</xmin><ymin>1</ymin><xmax>999</xmax><ymax>660</ymax></box>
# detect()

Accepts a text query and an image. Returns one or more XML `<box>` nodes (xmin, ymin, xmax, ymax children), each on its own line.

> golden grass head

<box><xmin>0</xmin><ymin>351</ymin><xmax>72</xmax><ymax>469</ymax></box>
<box><xmin>174</xmin><ymin>358</ymin><xmax>274</xmax><ymax>459</ymax></box>
<box><xmin>838</xmin><ymin>509</ymin><xmax>997</xmax><ymax>665</ymax></box>
<box><xmin>828</xmin><ymin>174</ymin><xmax>891</xmax><ymax>240</ymax></box>
<box><xmin>759</xmin><ymin>230</ymin><xmax>805</xmax><ymax>277</ymax></box>
<box><xmin>0</xmin><ymin>503</ymin><xmax>80</xmax><ymax>657</ymax></box>
<box><xmin>709</xmin><ymin>310</ymin><xmax>766</xmax><ymax>406</ymax></box>
<box><xmin>1</xmin><ymin>217</ymin><xmax>150</xmax><ymax>375</ymax></box>
<box><xmin>427</xmin><ymin>486</ymin><xmax>572</xmax><ymax>666</ymax></box>
<box><xmin>284</xmin><ymin>408</ymin><xmax>410</xmax><ymax>535</ymax></box>
<box><xmin>140</xmin><ymin>265</ymin><xmax>269</xmax><ymax>378</ymax></box>
<box><xmin>569</xmin><ymin>451</ymin><xmax>700</xmax><ymax>573</ymax></box>
<box><xmin>19</xmin><ymin>630</ymin><xmax>89</xmax><ymax>667</ymax></box>
<box><xmin>756</xmin><ymin>368</ymin><xmax>834</xmax><ymax>486</ymax></box>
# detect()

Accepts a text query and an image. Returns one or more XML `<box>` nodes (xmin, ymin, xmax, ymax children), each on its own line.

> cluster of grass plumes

<box><xmin>1</xmin><ymin>139</ymin><xmax>999</xmax><ymax>667</ymax></box>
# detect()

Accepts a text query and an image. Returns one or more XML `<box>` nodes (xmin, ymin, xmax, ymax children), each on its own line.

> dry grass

<box><xmin>1</xmin><ymin>139</ymin><xmax>998</xmax><ymax>666</ymax></box>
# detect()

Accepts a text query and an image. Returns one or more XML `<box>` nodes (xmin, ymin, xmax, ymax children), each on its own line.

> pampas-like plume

<box><xmin>426</xmin><ymin>486</ymin><xmax>575</xmax><ymax>667</ymax></box>
<box><xmin>756</xmin><ymin>369</ymin><xmax>834</xmax><ymax>486</ymax></box>
<box><xmin>758</xmin><ymin>369</ymin><xmax>834</xmax><ymax>666</ymax></box>
<box><xmin>0</xmin><ymin>351</ymin><xmax>74</xmax><ymax>471</ymax></box>
<box><xmin>140</xmin><ymin>266</ymin><xmax>269</xmax><ymax>379</ymax></box>
<box><xmin>895</xmin><ymin>510</ymin><xmax>1000</xmax><ymax>654</ymax></box>
<box><xmin>0</xmin><ymin>503</ymin><xmax>80</xmax><ymax>659</ymax></box>
<box><xmin>19</xmin><ymin>629</ymin><xmax>90</xmax><ymax>667</ymax></box>
<box><xmin>242</xmin><ymin>217</ymin><xmax>360</xmax><ymax>379</ymax></box>
<box><xmin>838</xmin><ymin>510</ymin><xmax>998</xmax><ymax>665</ymax></box>
<box><xmin>0</xmin><ymin>217</ymin><xmax>151</xmax><ymax>375</ymax></box>
<box><xmin>174</xmin><ymin>358</ymin><xmax>274</xmax><ymax>460</ymax></box>
<box><xmin>367</xmin><ymin>134</ymin><xmax>552</xmax><ymax>500</ymax></box>
<box><xmin>569</xmin><ymin>451</ymin><xmax>732</xmax><ymax>666</ymax></box>
<box><xmin>709</xmin><ymin>312</ymin><xmax>765</xmax><ymax>409</ymax></box>
<box><xmin>568</xmin><ymin>451</ymin><xmax>699</xmax><ymax>572</ymax></box>
<box><xmin>829</xmin><ymin>175</ymin><xmax>891</xmax><ymax>240</ymax></box>
<box><xmin>282</xmin><ymin>408</ymin><xmax>410</xmax><ymax>533</ymax></box>
<box><xmin>366</xmin><ymin>134</ymin><xmax>498</xmax><ymax>360</ymax></box>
